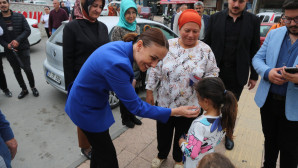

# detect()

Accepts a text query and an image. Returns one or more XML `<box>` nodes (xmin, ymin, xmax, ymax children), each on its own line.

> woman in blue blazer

<box><xmin>65</xmin><ymin>28</ymin><xmax>200</xmax><ymax>168</ymax></box>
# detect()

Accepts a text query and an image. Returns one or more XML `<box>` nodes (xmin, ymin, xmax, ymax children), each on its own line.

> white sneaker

<box><xmin>174</xmin><ymin>163</ymin><xmax>184</xmax><ymax>168</ymax></box>
<box><xmin>151</xmin><ymin>157</ymin><xmax>165</xmax><ymax>168</ymax></box>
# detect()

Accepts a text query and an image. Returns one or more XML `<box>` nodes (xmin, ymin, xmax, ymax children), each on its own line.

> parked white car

<box><xmin>101</xmin><ymin>4</ymin><xmax>109</xmax><ymax>16</ymax></box>
<box><xmin>0</xmin><ymin>18</ymin><xmax>41</xmax><ymax>53</ymax></box>
<box><xmin>43</xmin><ymin>16</ymin><xmax>178</xmax><ymax>108</ymax></box>
<box><xmin>257</xmin><ymin>12</ymin><xmax>283</xmax><ymax>23</ymax></box>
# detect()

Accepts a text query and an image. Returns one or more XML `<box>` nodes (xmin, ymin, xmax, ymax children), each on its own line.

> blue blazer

<box><xmin>65</xmin><ymin>41</ymin><xmax>171</xmax><ymax>132</ymax></box>
<box><xmin>253</xmin><ymin>26</ymin><xmax>298</xmax><ymax>121</ymax></box>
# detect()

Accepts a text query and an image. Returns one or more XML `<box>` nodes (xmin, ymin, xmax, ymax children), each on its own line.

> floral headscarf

<box><xmin>73</xmin><ymin>0</ymin><xmax>105</xmax><ymax>21</ymax></box>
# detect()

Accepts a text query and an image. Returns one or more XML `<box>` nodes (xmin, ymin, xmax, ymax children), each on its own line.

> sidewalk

<box><xmin>77</xmin><ymin>85</ymin><xmax>270</xmax><ymax>168</ymax></box>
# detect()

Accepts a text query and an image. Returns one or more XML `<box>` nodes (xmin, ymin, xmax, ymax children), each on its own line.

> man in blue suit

<box><xmin>253</xmin><ymin>0</ymin><xmax>298</xmax><ymax>167</ymax></box>
<box><xmin>194</xmin><ymin>1</ymin><xmax>210</xmax><ymax>40</ymax></box>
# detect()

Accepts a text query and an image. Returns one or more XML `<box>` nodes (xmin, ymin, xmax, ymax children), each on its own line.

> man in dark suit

<box><xmin>194</xmin><ymin>1</ymin><xmax>210</xmax><ymax>40</ymax></box>
<box><xmin>204</xmin><ymin>0</ymin><xmax>260</xmax><ymax>150</ymax></box>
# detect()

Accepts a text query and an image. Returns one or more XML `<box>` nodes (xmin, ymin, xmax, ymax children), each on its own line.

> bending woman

<box><xmin>110</xmin><ymin>0</ymin><xmax>142</xmax><ymax>128</ymax></box>
<box><xmin>63</xmin><ymin>0</ymin><xmax>109</xmax><ymax>159</ymax></box>
<box><xmin>65</xmin><ymin>28</ymin><xmax>200</xmax><ymax>168</ymax></box>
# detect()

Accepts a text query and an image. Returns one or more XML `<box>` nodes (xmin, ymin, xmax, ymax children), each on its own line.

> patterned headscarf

<box><xmin>73</xmin><ymin>0</ymin><xmax>105</xmax><ymax>21</ymax></box>
<box><xmin>117</xmin><ymin>0</ymin><xmax>137</xmax><ymax>31</ymax></box>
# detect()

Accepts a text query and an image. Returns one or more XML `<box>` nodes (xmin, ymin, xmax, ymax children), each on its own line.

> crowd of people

<box><xmin>0</xmin><ymin>0</ymin><xmax>297</xmax><ymax>168</ymax></box>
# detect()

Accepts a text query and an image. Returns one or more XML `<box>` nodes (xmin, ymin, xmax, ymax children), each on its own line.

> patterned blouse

<box><xmin>110</xmin><ymin>25</ymin><xmax>141</xmax><ymax>41</ymax></box>
<box><xmin>146</xmin><ymin>38</ymin><xmax>219</xmax><ymax>109</ymax></box>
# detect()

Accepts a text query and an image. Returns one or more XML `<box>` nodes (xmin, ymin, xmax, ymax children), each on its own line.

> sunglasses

<box><xmin>282</xmin><ymin>16</ymin><xmax>298</xmax><ymax>24</ymax></box>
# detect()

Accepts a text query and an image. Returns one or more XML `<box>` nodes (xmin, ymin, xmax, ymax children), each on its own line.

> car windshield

<box><xmin>260</xmin><ymin>25</ymin><xmax>272</xmax><ymax>37</ymax></box>
<box><xmin>141</xmin><ymin>8</ymin><xmax>150</xmax><ymax>13</ymax></box>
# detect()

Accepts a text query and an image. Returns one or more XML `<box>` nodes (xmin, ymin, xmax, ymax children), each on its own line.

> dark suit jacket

<box><xmin>63</xmin><ymin>19</ymin><xmax>109</xmax><ymax>90</ymax></box>
<box><xmin>204</xmin><ymin>9</ymin><xmax>260</xmax><ymax>86</ymax></box>
<box><xmin>203</xmin><ymin>14</ymin><xmax>210</xmax><ymax>35</ymax></box>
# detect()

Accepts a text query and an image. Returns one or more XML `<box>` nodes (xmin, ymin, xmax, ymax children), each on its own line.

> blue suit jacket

<box><xmin>253</xmin><ymin>26</ymin><xmax>298</xmax><ymax>121</ymax></box>
<box><xmin>65</xmin><ymin>41</ymin><xmax>171</xmax><ymax>132</ymax></box>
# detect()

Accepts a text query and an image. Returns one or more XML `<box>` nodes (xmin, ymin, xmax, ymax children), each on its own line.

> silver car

<box><xmin>43</xmin><ymin>16</ymin><xmax>177</xmax><ymax>108</ymax></box>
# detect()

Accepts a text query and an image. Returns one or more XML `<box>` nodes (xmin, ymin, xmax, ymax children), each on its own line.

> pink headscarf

<box><xmin>73</xmin><ymin>0</ymin><xmax>95</xmax><ymax>22</ymax></box>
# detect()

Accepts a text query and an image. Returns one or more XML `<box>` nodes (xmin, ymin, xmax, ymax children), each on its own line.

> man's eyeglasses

<box><xmin>282</xmin><ymin>17</ymin><xmax>298</xmax><ymax>24</ymax></box>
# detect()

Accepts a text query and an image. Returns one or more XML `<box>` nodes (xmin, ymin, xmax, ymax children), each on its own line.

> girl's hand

<box><xmin>171</xmin><ymin>106</ymin><xmax>200</xmax><ymax>118</ymax></box>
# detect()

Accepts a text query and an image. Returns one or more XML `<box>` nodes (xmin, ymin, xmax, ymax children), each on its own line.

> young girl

<box><xmin>179</xmin><ymin>77</ymin><xmax>237</xmax><ymax>168</ymax></box>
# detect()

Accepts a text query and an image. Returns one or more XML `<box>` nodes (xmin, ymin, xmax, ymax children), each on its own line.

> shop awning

<box><xmin>160</xmin><ymin>0</ymin><xmax>198</xmax><ymax>4</ymax></box>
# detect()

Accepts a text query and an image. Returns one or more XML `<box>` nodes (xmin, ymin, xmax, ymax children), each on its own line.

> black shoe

<box><xmin>81</xmin><ymin>148</ymin><xmax>91</xmax><ymax>160</ymax></box>
<box><xmin>3</xmin><ymin>89</ymin><xmax>12</xmax><ymax>97</ymax></box>
<box><xmin>131</xmin><ymin>116</ymin><xmax>142</xmax><ymax>125</ymax></box>
<box><xmin>122</xmin><ymin>120</ymin><xmax>135</xmax><ymax>128</ymax></box>
<box><xmin>18</xmin><ymin>90</ymin><xmax>28</xmax><ymax>99</ymax></box>
<box><xmin>225</xmin><ymin>136</ymin><xmax>234</xmax><ymax>150</ymax></box>
<box><xmin>31</xmin><ymin>87</ymin><xmax>39</xmax><ymax>97</ymax></box>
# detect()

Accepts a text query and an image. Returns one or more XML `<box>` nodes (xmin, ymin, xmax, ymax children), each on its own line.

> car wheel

<box><xmin>109</xmin><ymin>91</ymin><xmax>120</xmax><ymax>109</ymax></box>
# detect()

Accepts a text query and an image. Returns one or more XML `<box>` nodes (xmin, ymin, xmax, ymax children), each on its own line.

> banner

<box><xmin>160</xmin><ymin>0</ymin><xmax>198</xmax><ymax>4</ymax></box>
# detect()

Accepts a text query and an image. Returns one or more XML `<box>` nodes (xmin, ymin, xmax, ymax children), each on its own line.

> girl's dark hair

<box><xmin>198</xmin><ymin>153</ymin><xmax>235</xmax><ymax>168</ymax></box>
<box><xmin>44</xmin><ymin>6</ymin><xmax>50</xmax><ymax>10</ymax></box>
<box><xmin>123</xmin><ymin>28</ymin><xmax>169</xmax><ymax>50</ymax></box>
<box><xmin>195</xmin><ymin>77</ymin><xmax>237</xmax><ymax>140</ymax></box>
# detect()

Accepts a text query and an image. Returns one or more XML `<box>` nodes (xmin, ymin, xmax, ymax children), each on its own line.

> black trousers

<box><xmin>0</xmin><ymin>56</ymin><xmax>8</xmax><ymax>91</ymax></box>
<box><xmin>261</xmin><ymin>93</ymin><xmax>298</xmax><ymax>168</ymax></box>
<box><xmin>45</xmin><ymin>28</ymin><xmax>50</xmax><ymax>38</ymax></box>
<box><xmin>157</xmin><ymin>116</ymin><xmax>194</xmax><ymax>162</ymax></box>
<box><xmin>119</xmin><ymin>101</ymin><xmax>136</xmax><ymax>123</ymax></box>
<box><xmin>6</xmin><ymin>49</ymin><xmax>35</xmax><ymax>90</ymax></box>
<box><xmin>219</xmin><ymin>65</ymin><xmax>243</xmax><ymax>101</ymax></box>
<box><xmin>82</xmin><ymin>129</ymin><xmax>118</xmax><ymax>168</ymax></box>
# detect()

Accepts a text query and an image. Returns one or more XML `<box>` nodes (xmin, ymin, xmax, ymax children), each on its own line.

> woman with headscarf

<box><xmin>146</xmin><ymin>9</ymin><xmax>219</xmax><ymax>168</ymax></box>
<box><xmin>110</xmin><ymin>0</ymin><xmax>142</xmax><ymax>129</ymax></box>
<box><xmin>63</xmin><ymin>0</ymin><xmax>109</xmax><ymax>160</ymax></box>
